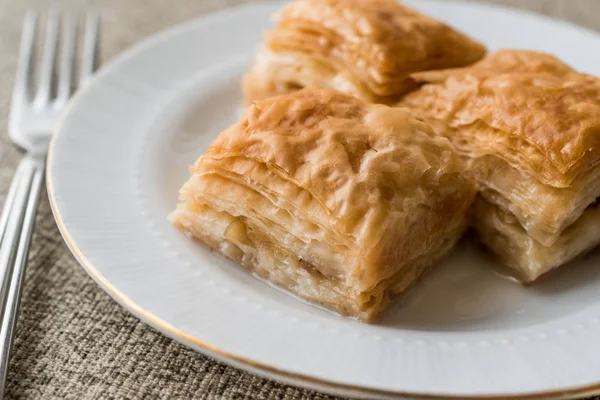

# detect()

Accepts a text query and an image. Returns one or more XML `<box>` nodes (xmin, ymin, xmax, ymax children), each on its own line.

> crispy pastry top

<box><xmin>196</xmin><ymin>88</ymin><xmax>474</xmax><ymax>241</ymax></box>
<box><xmin>411</xmin><ymin>49</ymin><xmax>575</xmax><ymax>84</ymax></box>
<box><xmin>266</xmin><ymin>0</ymin><xmax>486</xmax><ymax>97</ymax></box>
<box><xmin>399</xmin><ymin>52</ymin><xmax>600</xmax><ymax>187</ymax></box>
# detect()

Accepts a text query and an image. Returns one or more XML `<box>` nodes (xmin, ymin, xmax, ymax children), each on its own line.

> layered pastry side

<box><xmin>399</xmin><ymin>49</ymin><xmax>600</xmax><ymax>282</ymax></box>
<box><xmin>242</xmin><ymin>0</ymin><xmax>486</xmax><ymax>105</ymax></box>
<box><xmin>170</xmin><ymin>88</ymin><xmax>476</xmax><ymax>320</ymax></box>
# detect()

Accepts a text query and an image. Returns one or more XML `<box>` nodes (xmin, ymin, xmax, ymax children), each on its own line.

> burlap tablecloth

<box><xmin>1</xmin><ymin>0</ymin><xmax>599</xmax><ymax>398</ymax></box>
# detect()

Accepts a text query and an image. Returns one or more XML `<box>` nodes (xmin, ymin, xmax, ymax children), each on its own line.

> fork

<box><xmin>0</xmin><ymin>12</ymin><xmax>99</xmax><ymax>395</ymax></box>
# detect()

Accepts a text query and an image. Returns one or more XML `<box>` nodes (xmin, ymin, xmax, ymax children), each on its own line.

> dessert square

<box><xmin>243</xmin><ymin>0</ymin><xmax>486</xmax><ymax>105</ymax></box>
<box><xmin>171</xmin><ymin>88</ymin><xmax>475</xmax><ymax>319</ymax></box>
<box><xmin>400</xmin><ymin>50</ymin><xmax>600</xmax><ymax>280</ymax></box>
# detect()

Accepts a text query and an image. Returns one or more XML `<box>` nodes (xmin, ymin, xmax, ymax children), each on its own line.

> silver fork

<box><xmin>0</xmin><ymin>11</ymin><xmax>99</xmax><ymax>394</ymax></box>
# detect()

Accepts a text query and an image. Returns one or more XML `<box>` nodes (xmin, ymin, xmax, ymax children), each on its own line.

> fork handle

<box><xmin>0</xmin><ymin>154</ymin><xmax>44</xmax><ymax>394</ymax></box>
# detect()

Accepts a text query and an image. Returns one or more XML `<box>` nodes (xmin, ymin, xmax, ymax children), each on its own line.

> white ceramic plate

<box><xmin>47</xmin><ymin>1</ymin><xmax>600</xmax><ymax>398</ymax></box>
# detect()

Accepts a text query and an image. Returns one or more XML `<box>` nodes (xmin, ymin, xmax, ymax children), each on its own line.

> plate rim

<box><xmin>45</xmin><ymin>1</ymin><xmax>600</xmax><ymax>399</ymax></box>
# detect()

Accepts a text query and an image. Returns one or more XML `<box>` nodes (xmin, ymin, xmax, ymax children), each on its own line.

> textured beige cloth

<box><xmin>1</xmin><ymin>0</ymin><xmax>600</xmax><ymax>399</ymax></box>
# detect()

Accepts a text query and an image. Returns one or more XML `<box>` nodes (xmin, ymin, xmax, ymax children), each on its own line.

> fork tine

<box><xmin>12</xmin><ymin>11</ymin><xmax>37</xmax><ymax>103</ymax></box>
<box><xmin>55</xmin><ymin>14</ymin><xmax>77</xmax><ymax>105</ymax></box>
<box><xmin>34</xmin><ymin>12</ymin><xmax>60</xmax><ymax>107</ymax></box>
<box><xmin>79</xmin><ymin>12</ymin><xmax>99</xmax><ymax>87</ymax></box>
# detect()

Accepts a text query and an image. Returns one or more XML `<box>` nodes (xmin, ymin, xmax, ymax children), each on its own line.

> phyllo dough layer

<box><xmin>410</xmin><ymin>49</ymin><xmax>575</xmax><ymax>85</ymax></box>
<box><xmin>170</xmin><ymin>88</ymin><xmax>476</xmax><ymax>320</ymax></box>
<box><xmin>473</xmin><ymin>197</ymin><xmax>600</xmax><ymax>282</ymax></box>
<box><xmin>243</xmin><ymin>0</ymin><xmax>486</xmax><ymax>105</ymax></box>
<box><xmin>399</xmin><ymin>49</ymin><xmax>600</xmax><ymax>280</ymax></box>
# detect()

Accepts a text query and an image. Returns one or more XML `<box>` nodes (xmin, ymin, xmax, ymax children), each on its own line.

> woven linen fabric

<box><xmin>1</xmin><ymin>0</ymin><xmax>600</xmax><ymax>399</ymax></box>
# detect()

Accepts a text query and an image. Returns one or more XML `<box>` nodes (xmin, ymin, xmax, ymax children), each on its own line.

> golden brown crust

<box><xmin>400</xmin><ymin>68</ymin><xmax>600</xmax><ymax>187</ymax></box>
<box><xmin>243</xmin><ymin>0</ymin><xmax>486</xmax><ymax>104</ymax></box>
<box><xmin>400</xmin><ymin>50</ymin><xmax>600</xmax><ymax>279</ymax></box>
<box><xmin>208</xmin><ymin>88</ymin><xmax>471</xmax><ymax>233</ymax></box>
<box><xmin>171</xmin><ymin>88</ymin><xmax>475</xmax><ymax>320</ymax></box>
<box><xmin>411</xmin><ymin>49</ymin><xmax>575</xmax><ymax>84</ymax></box>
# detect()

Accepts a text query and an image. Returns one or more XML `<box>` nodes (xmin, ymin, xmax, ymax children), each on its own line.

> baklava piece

<box><xmin>170</xmin><ymin>88</ymin><xmax>475</xmax><ymax>320</ymax></box>
<box><xmin>243</xmin><ymin>0</ymin><xmax>486</xmax><ymax>105</ymax></box>
<box><xmin>399</xmin><ymin>51</ymin><xmax>600</xmax><ymax>281</ymax></box>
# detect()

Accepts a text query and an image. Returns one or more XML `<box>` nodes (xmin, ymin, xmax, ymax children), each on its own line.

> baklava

<box><xmin>170</xmin><ymin>88</ymin><xmax>476</xmax><ymax>320</ymax></box>
<box><xmin>399</xmin><ymin>50</ymin><xmax>600</xmax><ymax>281</ymax></box>
<box><xmin>243</xmin><ymin>0</ymin><xmax>486</xmax><ymax>105</ymax></box>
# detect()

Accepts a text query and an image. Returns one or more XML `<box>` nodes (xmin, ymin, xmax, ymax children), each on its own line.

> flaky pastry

<box><xmin>411</xmin><ymin>49</ymin><xmax>575</xmax><ymax>84</ymax></box>
<box><xmin>473</xmin><ymin>197</ymin><xmax>600</xmax><ymax>282</ymax></box>
<box><xmin>399</xmin><ymin>50</ymin><xmax>600</xmax><ymax>280</ymax></box>
<box><xmin>243</xmin><ymin>0</ymin><xmax>486</xmax><ymax>105</ymax></box>
<box><xmin>170</xmin><ymin>88</ymin><xmax>475</xmax><ymax>320</ymax></box>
